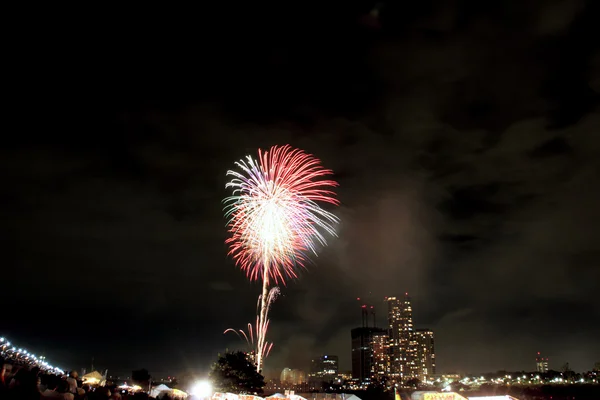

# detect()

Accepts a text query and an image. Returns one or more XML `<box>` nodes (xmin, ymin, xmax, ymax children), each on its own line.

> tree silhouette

<box><xmin>404</xmin><ymin>378</ymin><xmax>421</xmax><ymax>388</ymax></box>
<box><xmin>209</xmin><ymin>351</ymin><xmax>265</xmax><ymax>394</ymax></box>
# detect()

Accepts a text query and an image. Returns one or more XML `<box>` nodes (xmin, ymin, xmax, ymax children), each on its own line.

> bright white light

<box><xmin>191</xmin><ymin>380</ymin><xmax>212</xmax><ymax>398</ymax></box>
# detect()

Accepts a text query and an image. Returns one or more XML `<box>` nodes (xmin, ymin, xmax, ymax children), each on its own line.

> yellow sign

<box><xmin>423</xmin><ymin>393</ymin><xmax>467</xmax><ymax>400</ymax></box>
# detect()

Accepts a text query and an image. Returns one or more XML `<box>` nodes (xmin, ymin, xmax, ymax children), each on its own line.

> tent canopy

<box><xmin>150</xmin><ymin>384</ymin><xmax>172</xmax><ymax>397</ymax></box>
<box><xmin>344</xmin><ymin>395</ymin><xmax>362</xmax><ymax>400</ymax></box>
<box><xmin>82</xmin><ymin>371</ymin><xmax>103</xmax><ymax>381</ymax></box>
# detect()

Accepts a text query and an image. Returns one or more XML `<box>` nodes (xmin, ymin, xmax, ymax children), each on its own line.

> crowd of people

<box><xmin>0</xmin><ymin>356</ymin><xmax>156</xmax><ymax>400</ymax></box>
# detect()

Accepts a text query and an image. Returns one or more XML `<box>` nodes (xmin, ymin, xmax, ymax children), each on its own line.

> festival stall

<box><xmin>172</xmin><ymin>388</ymin><xmax>189</xmax><ymax>399</ymax></box>
<box><xmin>150</xmin><ymin>384</ymin><xmax>171</xmax><ymax>398</ymax></box>
<box><xmin>82</xmin><ymin>371</ymin><xmax>105</xmax><ymax>386</ymax></box>
<box><xmin>150</xmin><ymin>384</ymin><xmax>189</xmax><ymax>399</ymax></box>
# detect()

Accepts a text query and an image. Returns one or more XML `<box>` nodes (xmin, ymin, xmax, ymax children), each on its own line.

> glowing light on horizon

<box><xmin>191</xmin><ymin>380</ymin><xmax>212</xmax><ymax>398</ymax></box>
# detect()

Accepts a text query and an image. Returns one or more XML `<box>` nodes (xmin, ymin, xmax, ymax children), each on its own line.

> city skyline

<box><xmin>350</xmin><ymin>294</ymin><xmax>436</xmax><ymax>383</ymax></box>
<box><xmin>260</xmin><ymin>296</ymin><xmax>583</xmax><ymax>379</ymax></box>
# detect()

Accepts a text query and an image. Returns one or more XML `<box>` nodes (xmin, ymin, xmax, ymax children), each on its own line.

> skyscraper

<box><xmin>371</xmin><ymin>331</ymin><xmax>390</xmax><ymax>380</ymax></box>
<box><xmin>309</xmin><ymin>355</ymin><xmax>339</xmax><ymax>383</ymax></box>
<box><xmin>414</xmin><ymin>329</ymin><xmax>435</xmax><ymax>381</ymax></box>
<box><xmin>351</xmin><ymin>327</ymin><xmax>387</xmax><ymax>382</ymax></box>
<box><xmin>281</xmin><ymin>368</ymin><xmax>307</xmax><ymax>385</ymax></box>
<box><xmin>281</xmin><ymin>368</ymin><xmax>294</xmax><ymax>383</ymax></box>
<box><xmin>536</xmin><ymin>352</ymin><xmax>549</xmax><ymax>373</ymax></box>
<box><xmin>386</xmin><ymin>294</ymin><xmax>417</xmax><ymax>380</ymax></box>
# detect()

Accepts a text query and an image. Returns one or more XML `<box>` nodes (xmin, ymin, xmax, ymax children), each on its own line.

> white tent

<box><xmin>82</xmin><ymin>371</ymin><xmax>103</xmax><ymax>381</ymax></box>
<box><xmin>289</xmin><ymin>395</ymin><xmax>307</xmax><ymax>400</ymax></box>
<box><xmin>82</xmin><ymin>371</ymin><xmax>104</xmax><ymax>386</ymax></box>
<box><xmin>267</xmin><ymin>394</ymin><xmax>286</xmax><ymax>399</ymax></box>
<box><xmin>150</xmin><ymin>384</ymin><xmax>171</xmax><ymax>398</ymax></box>
<box><xmin>343</xmin><ymin>395</ymin><xmax>362</xmax><ymax>400</ymax></box>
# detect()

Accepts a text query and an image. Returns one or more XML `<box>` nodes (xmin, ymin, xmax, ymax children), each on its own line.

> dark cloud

<box><xmin>2</xmin><ymin>0</ymin><xmax>599</xmax><ymax>377</ymax></box>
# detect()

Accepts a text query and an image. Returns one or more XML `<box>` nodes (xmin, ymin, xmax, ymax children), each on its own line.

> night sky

<box><xmin>2</xmin><ymin>1</ymin><xmax>599</xmax><ymax>378</ymax></box>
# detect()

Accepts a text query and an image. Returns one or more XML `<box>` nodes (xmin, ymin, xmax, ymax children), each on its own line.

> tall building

<box><xmin>351</xmin><ymin>327</ymin><xmax>387</xmax><ymax>382</ymax></box>
<box><xmin>281</xmin><ymin>368</ymin><xmax>293</xmax><ymax>384</ymax></box>
<box><xmin>281</xmin><ymin>368</ymin><xmax>307</xmax><ymax>385</ymax></box>
<box><xmin>536</xmin><ymin>352</ymin><xmax>549</xmax><ymax>373</ymax></box>
<box><xmin>414</xmin><ymin>329</ymin><xmax>435</xmax><ymax>381</ymax></box>
<box><xmin>387</xmin><ymin>294</ymin><xmax>418</xmax><ymax>380</ymax></box>
<box><xmin>371</xmin><ymin>331</ymin><xmax>390</xmax><ymax>380</ymax></box>
<box><xmin>296</xmin><ymin>370</ymin><xmax>307</xmax><ymax>384</ymax></box>
<box><xmin>309</xmin><ymin>355</ymin><xmax>339</xmax><ymax>382</ymax></box>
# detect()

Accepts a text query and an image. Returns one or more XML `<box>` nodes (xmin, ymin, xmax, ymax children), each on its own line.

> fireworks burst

<box><xmin>223</xmin><ymin>145</ymin><xmax>339</xmax><ymax>372</ymax></box>
<box><xmin>224</xmin><ymin>144</ymin><xmax>339</xmax><ymax>283</ymax></box>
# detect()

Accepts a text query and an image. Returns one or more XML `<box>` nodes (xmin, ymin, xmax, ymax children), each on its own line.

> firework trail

<box><xmin>223</xmin><ymin>145</ymin><xmax>339</xmax><ymax>371</ymax></box>
<box><xmin>224</xmin><ymin>287</ymin><xmax>280</xmax><ymax>362</ymax></box>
